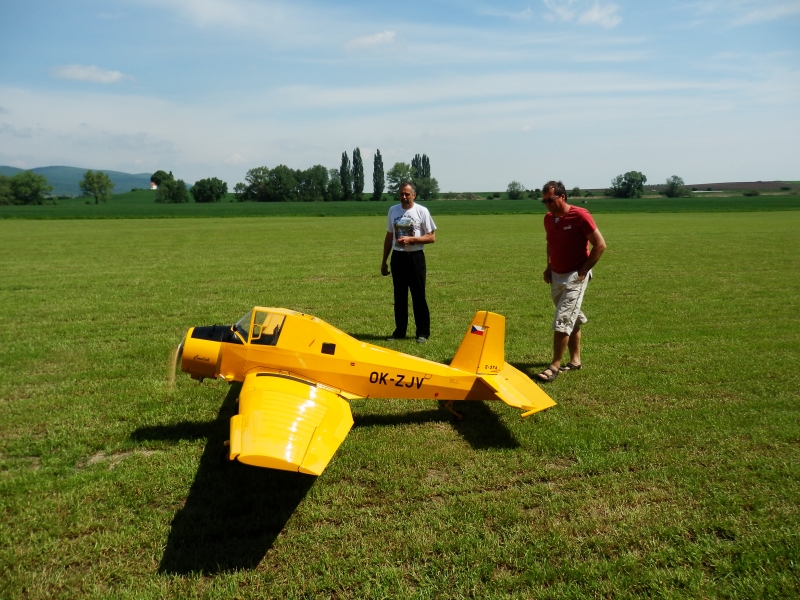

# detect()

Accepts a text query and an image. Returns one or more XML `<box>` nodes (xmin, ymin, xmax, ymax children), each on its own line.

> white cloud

<box><xmin>345</xmin><ymin>31</ymin><xmax>396</xmax><ymax>51</ymax></box>
<box><xmin>224</xmin><ymin>154</ymin><xmax>246</xmax><ymax>165</ymax></box>
<box><xmin>51</xmin><ymin>65</ymin><xmax>130</xmax><ymax>84</ymax></box>
<box><xmin>578</xmin><ymin>3</ymin><xmax>621</xmax><ymax>28</ymax></box>
<box><xmin>132</xmin><ymin>0</ymin><xmax>333</xmax><ymax>47</ymax></box>
<box><xmin>478</xmin><ymin>6</ymin><xmax>533</xmax><ymax>20</ymax></box>
<box><xmin>684</xmin><ymin>0</ymin><xmax>800</xmax><ymax>26</ymax></box>
<box><xmin>543</xmin><ymin>0</ymin><xmax>577</xmax><ymax>22</ymax></box>
<box><xmin>543</xmin><ymin>0</ymin><xmax>621</xmax><ymax>27</ymax></box>
<box><xmin>732</xmin><ymin>0</ymin><xmax>800</xmax><ymax>25</ymax></box>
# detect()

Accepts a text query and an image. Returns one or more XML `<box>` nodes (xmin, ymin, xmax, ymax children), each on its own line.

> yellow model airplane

<box><xmin>179</xmin><ymin>308</ymin><xmax>556</xmax><ymax>476</ymax></box>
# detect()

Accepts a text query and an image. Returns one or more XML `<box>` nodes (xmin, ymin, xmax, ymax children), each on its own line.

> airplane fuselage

<box><xmin>182</xmin><ymin>307</ymin><xmax>496</xmax><ymax>402</ymax></box>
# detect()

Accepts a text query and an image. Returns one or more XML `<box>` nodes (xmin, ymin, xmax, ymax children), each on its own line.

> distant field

<box><xmin>1</xmin><ymin>212</ymin><xmax>798</xmax><ymax>598</ymax></box>
<box><xmin>2</xmin><ymin>188</ymin><xmax>800</xmax><ymax>219</ymax></box>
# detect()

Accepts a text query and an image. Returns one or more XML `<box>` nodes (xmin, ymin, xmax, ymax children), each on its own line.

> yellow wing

<box><xmin>229</xmin><ymin>372</ymin><xmax>354</xmax><ymax>476</ymax></box>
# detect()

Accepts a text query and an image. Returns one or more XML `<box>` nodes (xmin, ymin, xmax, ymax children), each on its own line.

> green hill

<box><xmin>0</xmin><ymin>165</ymin><xmax>152</xmax><ymax>197</ymax></box>
<box><xmin>0</xmin><ymin>166</ymin><xmax>23</xmax><ymax>178</ymax></box>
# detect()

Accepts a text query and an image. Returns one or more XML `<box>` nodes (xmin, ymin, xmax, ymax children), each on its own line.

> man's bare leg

<box><xmin>550</xmin><ymin>331</ymin><xmax>569</xmax><ymax>371</ymax></box>
<box><xmin>535</xmin><ymin>331</ymin><xmax>568</xmax><ymax>382</ymax></box>
<box><xmin>567</xmin><ymin>322</ymin><xmax>582</xmax><ymax>366</ymax></box>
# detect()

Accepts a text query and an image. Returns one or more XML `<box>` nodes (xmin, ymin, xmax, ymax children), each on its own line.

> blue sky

<box><xmin>1</xmin><ymin>0</ymin><xmax>798</xmax><ymax>190</ymax></box>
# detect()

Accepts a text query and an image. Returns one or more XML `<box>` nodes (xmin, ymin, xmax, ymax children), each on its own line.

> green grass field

<box><xmin>1</xmin><ymin>212</ymin><xmax>798</xmax><ymax>598</ymax></box>
<box><xmin>2</xmin><ymin>189</ymin><xmax>800</xmax><ymax>219</ymax></box>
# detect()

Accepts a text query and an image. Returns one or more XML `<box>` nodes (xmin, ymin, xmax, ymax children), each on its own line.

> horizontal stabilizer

<box><xmin>481</xmin><ymin>363</ymin><xmax>557</xmax><ymax>416</ymax></box>
<box><xmin>229</xmin><ymin>373</ymin><xmax>353</xmax><ymax>476</ymax></box>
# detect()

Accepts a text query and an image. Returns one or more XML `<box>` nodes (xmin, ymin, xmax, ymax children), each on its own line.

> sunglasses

<box><xmin>541</xmin><ymin>194</ymin><xmax>563</xmax><ymax>204</ymax></box>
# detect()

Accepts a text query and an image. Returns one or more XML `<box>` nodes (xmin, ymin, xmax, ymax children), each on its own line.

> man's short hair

<box><xmin>542</xmin><ymin>180</ymin><xmax>567</xmax><ymax>199</ymax></box>
<box><xmin>398</xmin><ymin>180</ymin><xmax>417</xmax><ymax>194</ymax></box>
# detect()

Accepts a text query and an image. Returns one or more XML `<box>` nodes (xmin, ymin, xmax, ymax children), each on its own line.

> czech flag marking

<box><xmin>470</xmin><ymin>325</ymin><xmax>485</xmax><ymax>336</ymax></box>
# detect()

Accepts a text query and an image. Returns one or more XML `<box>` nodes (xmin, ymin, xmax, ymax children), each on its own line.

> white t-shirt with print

<box><xmin>387</xmin><ymin>203</ymin><xmax>437</xmax><ymax>252</ymax></box>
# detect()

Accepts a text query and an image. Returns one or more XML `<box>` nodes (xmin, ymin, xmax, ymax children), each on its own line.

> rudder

<box><xmin>450</xmin><ymin>311</ymin><xmax>506</xmax><ymax>374</ymax></box>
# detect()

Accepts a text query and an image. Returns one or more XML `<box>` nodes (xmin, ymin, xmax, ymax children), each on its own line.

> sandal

<box><xmin>535</xmin><ymin>367</ymin><xmax>559</xmax><ymax>383</ymax></box>
<box><xmin>559</xmin><ymin>362</ymin><xmax>583</xmax><ymax>372</ymax></box>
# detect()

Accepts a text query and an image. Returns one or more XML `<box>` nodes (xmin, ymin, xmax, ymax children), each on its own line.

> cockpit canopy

<box><xmin>233</xmin><ymin>309</ymin><xmax>286</xmax><ymax>345</ymax></box>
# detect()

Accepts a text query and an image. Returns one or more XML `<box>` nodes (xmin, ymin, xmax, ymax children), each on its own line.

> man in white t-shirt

<box><xmin>380</xmin><ymin>181</ymin><xmax>437</xmax><ymax>343</ymax></box>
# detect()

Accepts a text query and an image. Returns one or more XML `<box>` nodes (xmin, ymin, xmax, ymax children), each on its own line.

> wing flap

<box><xmin>229</xmin><ymin>373</ymin><xmax>353</xmax><ymax>476</ymax></box>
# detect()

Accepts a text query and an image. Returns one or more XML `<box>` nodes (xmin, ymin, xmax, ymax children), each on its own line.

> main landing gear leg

<box><xmin>443</xmin><ymin>401</ymin><xmax>464</xmax><ymax>421</ymax></box>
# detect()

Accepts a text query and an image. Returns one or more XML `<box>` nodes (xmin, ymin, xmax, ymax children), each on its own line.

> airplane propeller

<box><xmin>168</xmin><ymin>339</ymin><xmax>184</xmax><ymax>394</ymax></box>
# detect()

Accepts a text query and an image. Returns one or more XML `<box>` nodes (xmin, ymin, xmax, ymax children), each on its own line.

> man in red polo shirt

<box><xmin>535</xmin><ymin>180</ymin><xmax>607</xmax><ymax>382</ymax></box>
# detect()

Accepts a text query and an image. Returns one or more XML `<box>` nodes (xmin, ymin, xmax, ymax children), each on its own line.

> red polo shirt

<box><xmin>544</xmin><ymin>206</ymin><xmax>597</xmax><ymax>274</ymax></box>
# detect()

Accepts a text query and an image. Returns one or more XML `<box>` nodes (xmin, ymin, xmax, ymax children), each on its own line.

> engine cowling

<box><xmin>181</xmin><ymin>326</ymin><xmax>225</xmax><ymax>380</ymax></box>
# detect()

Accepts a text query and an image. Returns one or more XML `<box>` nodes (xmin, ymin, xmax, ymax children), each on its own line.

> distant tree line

<box><xmin>233</xmin><ymin>149</ymin><xmax>438</xmax><ymax>202</ymax></box>
<box><xmin>501</xmin><ymin>171</ymin><xmax>693</xmax><ymax>201</ymax></box>
<box><xmin>148</xmin><ymin>170</ymin><xmax>228</xmax><ymax>203</ymax></box>
<box><xmin>1</xmin><ymin>150</ymin><xmax>440</xmax><ymax>206</ymax></box>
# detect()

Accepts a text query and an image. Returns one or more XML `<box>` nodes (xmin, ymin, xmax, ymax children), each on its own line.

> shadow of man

<box><xmin>132</xmin><ymin>382</ymin><xmax>316</xmax><ymax>575</ymax></box>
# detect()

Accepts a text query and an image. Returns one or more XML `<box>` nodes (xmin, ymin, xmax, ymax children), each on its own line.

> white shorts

<box><xmin>550</xmin><ymin>270</ymin><xmax>591</xmax><ymax>334</ymax></box>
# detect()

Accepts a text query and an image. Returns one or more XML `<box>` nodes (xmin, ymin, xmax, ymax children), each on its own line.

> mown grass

<box><xmin>0</xmin><ymin>212</ymin><xmax>798</xmax><ymax>598</ymax></box>
<box><xmin>2</xmin><ymin>189</ymin><xmax>799</xmax><ymax>219</ymax></box>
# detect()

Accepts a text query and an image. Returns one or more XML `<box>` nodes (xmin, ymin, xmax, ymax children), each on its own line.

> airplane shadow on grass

<box><xmin>353</xmin><ymin>400</ymin><xmax>520</xmax><ymax>450</ymax></box>
<box><xmin>132</xmin><ymin>382</ymin><xmax>521</xmax><ymax>574</ymax></box>
<box><xmin>132</xmin><ymin>382</ymin><xmax>316</xmax><ymax>575</ymax></box>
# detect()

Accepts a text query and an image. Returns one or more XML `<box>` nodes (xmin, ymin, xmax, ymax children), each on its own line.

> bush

<box><xmin>780</xmin><ymin>186</ymin><xmax>791</xmax><ymax>191</ymax></box>
<box><xmin>191</xmin><ymin>177</ymin><xmax>228</xmax><ymax>203</ymax></box>
<box><xmin>507</xmin><ymin>181</ymin><xmax>526</xmax><ymax>200</ymax></box>
<box><xmin>150</xmin><ymin>170</ymin><xmax>172</xmax><ymax>186</ymax></box>
<box><xmin>743</xmin><ymin>190</ymin><xmax>760</xmax><ymax>197</ymax></box>
<box><xmin>528</xmin><ymin>189</ymin><xmax>542</xmax><ymax>200</ymax></box>
<box><xmin>607</xmin><ymin>171</ymin><xmax>647</xmax><ymax>198</ymax></box>
<box><xmin>492</xmin><ymin>192</ymin><xmax>501</xmax><ymax>199</ymax></box>
<box><xmin>8</xmin><ymin>171</ymin><xmax>53</xmax><ymax>205</ymax></box>
<box><xmin>664</xmin><ymin>175</ymin><xmax>691</xmax><ymax>198</ymax></box>
<box><xmin>155</xmin><ymin>178</ymin><xmax>190</xmax><ymax>203</ymax></box>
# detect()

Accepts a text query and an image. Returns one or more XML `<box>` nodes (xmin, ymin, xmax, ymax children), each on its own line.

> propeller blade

<box><xmin>167</xmin><ymin>340</ymin><xmax>184</xmax><ymax>393</ymax></box>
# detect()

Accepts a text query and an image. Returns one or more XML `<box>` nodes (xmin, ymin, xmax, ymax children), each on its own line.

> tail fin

<box><xmin>451</xmin><ymin>311</ymin><xmax>557</xmax><ymax>417</ymax></box>
<box><xmin>450</xmin><ymin>311</ymin><xmax>506</xmax><ymax>374</ymax></box>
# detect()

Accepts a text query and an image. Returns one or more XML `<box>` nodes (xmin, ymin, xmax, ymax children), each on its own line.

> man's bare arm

<box><xmin>543</xmin><ymin>242</ymin><xmax>552</xmax><ymax>283</ymax></box>
<box><xmin>381</xmin><ymin>232</ymin><xmax>393</xmax><ymax>276</ymax></box>
<box><xmin>396</xmin><ymin>231</ymin><xmax>436</xmax><ymax>246</ymax></box>
<box><xmin>578</xmin><ymin>228</ymin><xmax>607</xmax><ymax>280</ymax></box>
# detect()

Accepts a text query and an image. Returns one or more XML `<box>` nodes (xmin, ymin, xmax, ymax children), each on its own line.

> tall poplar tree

<box><xmin>411</xmin><ymin>153</ymin><xmax>438</xmax><ymax>201</ymax></box>
<box><xmin>372</xmin><ymin>149</ymin><xmax>385</xmax><ymax>201</ymax></box>
<box><xmin>352</xmin><ymin>147</ymin><xmax>364</xmax><ymax>200</ymax></box>
<box><xmin>340</xmin><ymin>151</ymin><xmax>353</xmax><ymax>200</ymax></box>
<box><xmin>411</xmin><ymin>154</ymin><xmax>423</xmax><ymax>181</ymax></box>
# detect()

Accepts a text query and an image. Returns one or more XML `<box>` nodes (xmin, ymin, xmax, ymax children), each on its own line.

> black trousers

<box><xmin>390</xmin><ymin>250</ymin><xmax>430</xmax><ymax>338</ymax></box>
